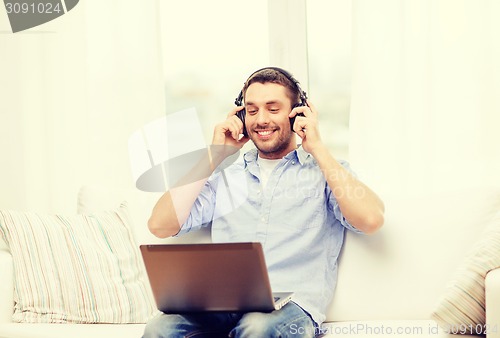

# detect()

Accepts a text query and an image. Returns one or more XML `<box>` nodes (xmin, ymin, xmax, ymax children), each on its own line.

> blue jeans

<box><xmin>142</xmin><ymin>302</ymin><xmax>316</xmax><ymax>338</ymax></box>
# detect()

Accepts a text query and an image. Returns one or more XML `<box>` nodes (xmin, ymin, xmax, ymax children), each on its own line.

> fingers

<box><xmin>292</xmin><ymin>116</ymin><xmax>307</xmax><ymax>135</ymax></box>
<box><xmin>224</xmin><ymin>106</ymin><xmax>245</xmax><ymax>138</ymax></box>
<box><xmin>227</xmin><ymin>115</ymin><xmax>243</xmax><ymax>140</ymax></box>
<box><xmin>306</xmin><ymin>99</ymin><xmax>318</xmax><ymax>115</ymax></box>
<box><xmin>290</xmin><ymin>100</ymin><xmax>320</xmax><ymax>137</ymax></box>
<box><xmin>227</xmin><ymin>105</ymin><xmax>245</xmax><ymax>118</ymax></box>
<box><xmin>294</xmin><ymin>123</ymin><xmax>306</xmax><ymax>139</ymax></box>
<box><xmin>289</xmin><ymin>100</ymin><xmax>316</xmax><ymax>119</ymax></box>
<box><xmin>218</xmin><ymin>117</ymin><xmax>242</xmax><ymax>141</ymax></box>
<box><xmin>226</xmin><ymin>106</ymin><xmax>246</xmax><ymax>139</ymax></box>
<box><xmin>213</xmin><ymin>109</ymin><xmax>246</xmax><ymax>145</ymax></box>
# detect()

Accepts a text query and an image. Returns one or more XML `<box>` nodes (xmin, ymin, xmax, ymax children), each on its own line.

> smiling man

<box><xmin>244</xmin><ymin>81</ymin><xmax>296</xmax><ymax>158</ymax></box>
<box><xmin>143</xmin><ymin>67</ymin><xmax>385</xmax><ymax>338</ymax></box>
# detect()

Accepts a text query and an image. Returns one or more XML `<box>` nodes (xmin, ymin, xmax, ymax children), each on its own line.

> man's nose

<box><xmin>255</xmin><ymin>110</ymin><xmax>270</xmax><ymax>125</ymax></box>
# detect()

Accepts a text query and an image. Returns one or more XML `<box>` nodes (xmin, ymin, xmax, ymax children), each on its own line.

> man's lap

<box><xmin>142</xmin><ymin>302</ymin><xmax>316</xmax><ymax>338</ymax></box>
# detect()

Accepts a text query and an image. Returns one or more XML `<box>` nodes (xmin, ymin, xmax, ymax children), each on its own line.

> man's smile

<box><xmin>255</xmin><ymin>129</ymin><xmax>277</xmax><ymax>139</ymax></box>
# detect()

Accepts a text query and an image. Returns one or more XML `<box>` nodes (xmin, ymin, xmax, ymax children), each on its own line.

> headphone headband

<box><xmin>234</xmin><ymin>67</ymin><xmax>307</xmax><ymax>106</ymax></box>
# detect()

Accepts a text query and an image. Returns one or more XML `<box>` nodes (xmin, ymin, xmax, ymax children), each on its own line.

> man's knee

<box><xmin>142</xmin><ymin>313</ymin><xmax>186</xmax><ymax>338</ymax></box>
<box><xmin>232</xmin><ymin>312</ymin><xmax>282</xmax><ymax>337</ymax></box>
<box><xmin>231</xmin><ymin>311</ymin><xmax>314</xmax><ymax>338</ymax></box>
<box><xmin>143</xmin><ymin>312</ymin><xmax>238</xmax><ymax>338</ymax></box>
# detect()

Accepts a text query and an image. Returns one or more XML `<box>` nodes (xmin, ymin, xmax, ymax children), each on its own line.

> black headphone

<box><xmin>234</xmin><ymin>67</ymin><xmax>308</xmax><ymax>137</ymax></box>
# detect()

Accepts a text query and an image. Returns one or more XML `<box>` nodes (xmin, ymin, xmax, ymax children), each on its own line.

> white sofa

<box><xmin>0</xmin><ymin>185</ymin><xmax>499</xmax><ymax>338</ymax></box>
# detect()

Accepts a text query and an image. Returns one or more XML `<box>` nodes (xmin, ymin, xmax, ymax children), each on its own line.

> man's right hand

<box><xmin>212</xmin><ymin>106</ymin><xmax>249</xmax><ymax>149</ymax></box>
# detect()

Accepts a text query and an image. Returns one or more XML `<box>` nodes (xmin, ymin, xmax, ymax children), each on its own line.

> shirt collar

<box><xmin>243</xmin><ymin>144</ymin><xmax>311</xmax><ymax>167</ymax></box>
<box><xmin>294</xmin><ymin>145</ymin><xmax>311</xmax><ymax>165</ymax></box>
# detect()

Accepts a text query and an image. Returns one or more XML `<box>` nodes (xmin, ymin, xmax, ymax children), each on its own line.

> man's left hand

<box><xmin>289</xmin><ymin>100</ymin><xmax>323</xmax><ymax>153</ymax></box>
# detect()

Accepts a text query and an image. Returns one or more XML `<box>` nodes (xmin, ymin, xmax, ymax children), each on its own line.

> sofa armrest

<box><xmin>486</xmin><ymin>268</ymin><xmax>500</xmax><ymax>338</ymax></box>
<box><xmin>0</xmin><ymin>250</ymin><xmax>13</xmax><ymax>323</ymax></box>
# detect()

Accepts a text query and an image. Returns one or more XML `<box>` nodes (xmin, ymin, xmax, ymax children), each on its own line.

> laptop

<box><xmin>140</xmin><ymin>242</ymin><xmax>294</xmax><ymax>313</ymax></box>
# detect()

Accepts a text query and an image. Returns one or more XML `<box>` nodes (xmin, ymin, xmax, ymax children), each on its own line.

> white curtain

<box><xmin>0</xmin><ymin>0</ymin><xmax>165</xmax><ymax>213</ymax></box>
<box><xmin>349</xmin><ymin>0</ymin><xmax>500</xmax><ymax>198</ymax></box>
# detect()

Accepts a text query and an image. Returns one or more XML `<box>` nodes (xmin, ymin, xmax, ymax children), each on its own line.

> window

<box><xmin>159</xmin><ymin>0</ymin><xmax>269</xmax><ymax>144</ymax></box>
<box><xmin>307</xmin><ymin>0</ymin><xmax>352</xmax><ymax>159</ymax></box>
<box><xmin>159</xmin><ymin>0</ymin><xmax>352</xmax><ymax>158</ymax></box>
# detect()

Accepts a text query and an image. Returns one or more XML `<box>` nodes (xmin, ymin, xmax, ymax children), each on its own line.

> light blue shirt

<box><xmin>177</xmin><ymin>146</ymin><xmax>363</xmax><ymax>325</ymax></box>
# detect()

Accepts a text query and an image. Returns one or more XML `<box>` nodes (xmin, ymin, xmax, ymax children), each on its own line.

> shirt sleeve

<box><xmin>174</xmin><ymin>172</ymin><xmax>220</xmax><ymax>237</ymax></box>
<box><xmin>327</xmin><ymin>160</ymin><xmax>365</xmax><ymax>235</ymax></box>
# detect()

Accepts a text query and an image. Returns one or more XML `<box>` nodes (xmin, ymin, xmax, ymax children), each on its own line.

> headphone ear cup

<box><xmin>236</xmin><ymin>109</ymin><xmax>248</xmax><ymax>137</ymax></box>
<box><xmin>290</xmin><ymin>103</ymin><xmax>305</xmax><ymax>132</ymax></box>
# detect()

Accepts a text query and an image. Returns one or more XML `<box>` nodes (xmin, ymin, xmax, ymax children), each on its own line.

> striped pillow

<box><xmin>431</xmin><ymin>211</ymin><xmax>500</xmax><ymax>334</ymax></box>
<box><xmin>0</xmin><ymin>203</ymin><xmax>157</xmax><ymax>323</ymax></box>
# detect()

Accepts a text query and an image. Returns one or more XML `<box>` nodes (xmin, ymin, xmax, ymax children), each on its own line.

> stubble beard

<box><xmin>251</xmin><ymin>127</ymin><xmax>295</xmax><ymax>159</ymax></box>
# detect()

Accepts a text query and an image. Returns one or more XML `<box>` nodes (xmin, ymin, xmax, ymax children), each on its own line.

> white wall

<box><xmin>0</xmin><ymin>0</ymin><xmax>165</xmax><ymax>213</ymax></box>
<box><xmin>2</xmin><ymin>0</ymin><xmax>499</xmax><ymax>214</ymax></box>
<box><xmin>349</xmin><ymin>0</ymin><xmax>500</xmax><ymax>198</ymax></box>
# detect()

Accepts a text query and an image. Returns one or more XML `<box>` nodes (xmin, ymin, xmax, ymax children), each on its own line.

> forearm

<box><xmin>310</xmin><ymin>144</ymin><xmax>385</xmax><ymax>234</ymax></box>
<box><xmin>147</xmin><ymin>146</ymin><xmax>230</xmax><ymax>238</ymax></box>
<box><xmin>148</xmin><ymin>180</ymin><xmax>206</xmax><ymax>238</ymax></box>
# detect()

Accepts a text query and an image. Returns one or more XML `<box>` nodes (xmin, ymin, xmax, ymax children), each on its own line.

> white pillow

<box><xmin>431</xmin><ymin>210</ymin><xmax>500</xmax><ymax>334</ymax></box>
<box><xmin>0</xmin><ymin>203</ymin><xmax>157</xmax><ymax>323</ymax></box>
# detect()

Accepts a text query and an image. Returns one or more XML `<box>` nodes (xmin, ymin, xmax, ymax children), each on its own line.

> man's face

<box><xmin>244</xmin><ymin>82</ymin><xmax>296</xmax><ymax>159</ymax></box>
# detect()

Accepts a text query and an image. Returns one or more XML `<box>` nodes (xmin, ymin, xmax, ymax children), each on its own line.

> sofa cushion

<box><xmin>0</xmin><ymin>250</ymin><xmax>14</xmax><ymax>323</ymax></box>
<box><xmin>0</xmin><ymin>229</ymin><xmax>8</xmax><ymax>251</ymax></box>
<box><xmin>77</xmin><ymin>184</ymin><xmax>212</xmax><ymax>245</ymax></box>
<box><xmin>0</xmin><ymin>203</ymin><xmax>157</xmax><ymax>324</ymax></box>
<box><xmin>431</xmin><ymin>209</ymin><xmax>500</xmax><ymax>334</ymax></box>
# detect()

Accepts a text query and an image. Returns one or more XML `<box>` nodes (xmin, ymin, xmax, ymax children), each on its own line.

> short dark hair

<box><xmin>242</xmin><ymin>68</ymin><xmax>300</xmax><ymax>106</ymax></box>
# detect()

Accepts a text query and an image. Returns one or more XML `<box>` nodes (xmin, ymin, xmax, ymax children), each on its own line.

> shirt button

<box><xmin>291</xmin><ymin>161</ymin><xmax>295</xmax><ymax>165</ymax></box>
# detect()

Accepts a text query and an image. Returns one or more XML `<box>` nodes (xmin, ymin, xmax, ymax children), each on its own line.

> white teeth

<box><xmin>257</xmin><ymin>130</ymin><xmax>273</xmax><ymax>136</ymax></box>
